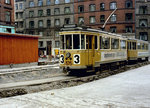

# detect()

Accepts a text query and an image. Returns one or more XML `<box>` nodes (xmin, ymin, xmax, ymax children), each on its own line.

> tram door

<box><xmin>86</xmin><ymin>35</ymin><xmax>95</xmax><ymax>65</ymax></box>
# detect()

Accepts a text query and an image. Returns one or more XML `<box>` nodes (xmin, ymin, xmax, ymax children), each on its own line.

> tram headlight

<box><xmin>66</xmin><ymin>52</ymin><xmax>71</xmax><ymax>58</ymax></box>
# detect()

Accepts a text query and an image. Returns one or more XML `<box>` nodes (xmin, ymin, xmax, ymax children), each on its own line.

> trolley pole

<box><xmin>101</xmin><ymin>8</ymin><xmax>117</xmax><ymax>30</ymax></box>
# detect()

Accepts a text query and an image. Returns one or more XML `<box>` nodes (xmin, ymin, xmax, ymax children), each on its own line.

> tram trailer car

<box><xmin>127</xmin><ymin>39</ymin><xmax>149</xmax><ymax>62</ymax></box>
<box><xmin>59</xmin><ymin>26</ymin><xmax>135</xmax><ymax>73</ymax></box>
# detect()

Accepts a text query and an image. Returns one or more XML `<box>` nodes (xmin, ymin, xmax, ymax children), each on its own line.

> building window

<box><xmin>125</xmin><ymin>13</ymin><xmax>132</xmax><ymax>21</ymax></box>
<box><xmin>55</xmin><ymin>41</ymin><xmax>60</xmax><ymax>47</ymax></box>
<box><xmin>55</xmin><ymin>31</ymin><xmax>59</xmax><ymax>37</ymax></box>
<box><xmin>64</xmin><ymin>18</ymin><xmax>70</xmax><ymax>24</ymax></box>
<box><xmin>16</xmin><ymin>13</ymin><xmax>18</xmax><ymax>19</ymax></box>
<box><xmin>19</xmin><ymin>12</ymin><xmax>23</xmax><ymax>18</ymax></box>
<box><xmin>90</xmin><ymin>16</ymin><xmax>96</xmax><ymax>24</ymax></box>
<box><xmin>110</xmin><ymin>2</ymin><xmax>117</xmax><ymax>10</ymax></box>
<box><xmin>139</xmin><ymin>19</ymin><xmax>148</xmax><ymax>27</ymax></box>
<box><xmin>100</xmin><ymin>3</ymin><xmax>105</xmax><ymax>11</ymax></box>
<box><xmin>29</xmin><ymin>21</ymin><xmax>34</xmax><ymax>28</ymax></box>
<box><xmin>39</xmin><ymin>31</ymin><xmax>43</xmax><ymax>36</ymax></box>
<box><xmin>19</xmin><ymin>3</ymin><xmax>23</xmax><ymax>9</ymax></box>
<box><xmin>100</xmin><ymin>15</ymin><xmax>105</xmax><ymax>22</ymax></box>
<box><xmin>47</xmin><ymin>20</ymin><xmax>51</xmax><ymax>27</ymax></box>
<box><xmin>110</xmin><ymin>26</ymin><xmax>117</xmax><ymax>33</ymax></box>
<box><xmin>125</xmin><ymin>26</ymin><xmax>132</xmax><ymax>33</ymax></box>
<box><xmin>5</xmin><ymin>11</ymin><xmax>11</xmax><ymax>22</ymax></box>
<box><xmin>29</xmin><ymin>31</ymin><xmax>34</xmax><ymax>35</ymax></box>
<box><xmin>78</xmin><ymin>5</ymin><xmax>84</xmax><ymax>13</ymax></box>
<box><xmin>125</xmin><ymin>0</ymin><xmax>133</xmax><ymax>8</ymax></box>
<box><xmin>15</xmin><ymin>4</ymin><xmax>18</xmax><ymax>10</ymax></box>
<box><xmin>55</xmin><ymin>0</ymin><xmax>59</xmax><ymax>4</ymax></box>
<box><xmin>5</xmin><ymin>0</ymin><xmax>10</xmax><ymax>4</ymax></box>
<box><xmin>38</xmin><ymin>20</ymin><xmax>43</xmax><ymax>28</ymax></box>
<box><xmin>39</xmin><ymin>41</ymin><xmax>43</xmax><ymax>47</ymax></box>
<box><xmin>29</xmin><ymin>11</ymin><xmax>34</xmax><ymax>17</ymax></box>
<box><xmin>38</xmin><ymin>10</ymin><xmax>43</xmax><ymax>16</ymax></box>
<box><xmin>38</xmin><ymin>0</ymin><xmax>43</xmax><ymax>6</ymax></box>
<box><xmin>65</xmin><ymin>0</ymin><xmax>70</xmax><ymax>3</ymax></box>
<box><xmin>54</xmin><ymin>8</ymin><xmax>60</xmax><ymax>15</ymax></box>
<box><xmin>64</xmin><ymin>7</ymin><xmax>71</xmax><ymax>14</ymax></box>
<box><xmin>20</xmin><ymin>22</ymin><xmax>23</xmax><ymax>28</ymax></box>
<box><xmin>47</xmin><ymin>31</ymin><xmax>51</xmax><ymax>36</ymax></box>
<box><xmin>29</xmin><ymin>1</ymin><xmax>34</xmax><ymax>7</ymax></box>
<box><xmin>47</xmin><ymin>9</ymin><xmax>51</xmax><ymax>16</ymax></box>
<box><xmin>47</xmin><ymin>0</ymin><xmax>51</xmax><ymax>5</ymax></box>
<box><xmin>139</xmin><ymin>32</ymin><xmax>148</xmax><ymax>41</ymax></box>
<box><xmin>78</xmin><ymin>17</ymin><xmax>84</xmax><ymax>24</ymax></box>
<box><xmin>78</xmin><ymin>0</ymin><xmax>84</xmax><ymax>1</ymax></box>
<box><xmin>139</xmin><ymin>6</ymin><xmax>148</xmax><ymax>14</ymax></box>
<box><xmin>110</xmin><ymin>14</ymin><xmax>116</xmax><ymax>22</ymax></box>
<box><xmin>55</xmin><ymin>19</ymin><xmax>60</xmax><ymax>26</ymax></box>
<box><xmin>89</xmin><ymin>4</ymin><xmax>96</xmax><ymax>12</ymax></box>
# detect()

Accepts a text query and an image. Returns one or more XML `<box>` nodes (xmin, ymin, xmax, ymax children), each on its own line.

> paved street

<box><xmin>0</xmin><ymin>65</ymin><xmax>150</xmax><ymax>108</ymax></box>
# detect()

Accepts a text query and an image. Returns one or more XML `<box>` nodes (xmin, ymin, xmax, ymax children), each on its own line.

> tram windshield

<box><xmin>60</xmin><ymin>34</ymin><xmax>85</xmax><ymax>49</ymax></box>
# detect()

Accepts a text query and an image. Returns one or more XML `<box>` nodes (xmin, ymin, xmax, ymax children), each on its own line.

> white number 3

<box><xmin>73</xmin><ymin>54</ymin><xmax>80</xmax><ymax>64</ymax></box>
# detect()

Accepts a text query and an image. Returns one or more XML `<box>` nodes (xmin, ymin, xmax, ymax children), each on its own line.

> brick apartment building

<box><xmin>0</xmin><ymin>0</ymin><xmax>14</xmax><ymax>26</ymax></box>
<box><xmin>74</xmin><ymin>0</ymin><xmax>135</xmax><ymax>36</ymax></box>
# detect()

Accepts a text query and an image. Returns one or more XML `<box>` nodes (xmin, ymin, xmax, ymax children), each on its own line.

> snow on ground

<box><xmin>1</xmin><ymin>65</ymin><xmax>150</xmax><ymax>108</ymax></box>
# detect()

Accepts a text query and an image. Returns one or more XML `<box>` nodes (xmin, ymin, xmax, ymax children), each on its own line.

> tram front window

<box><xmin>60</xmin><ymin>35</ymin><xmax>64</xmax><ymax>49</ymax></box>
<box><xmin>138</xmin><ymin>43</ymin><xmax>141</xmax><ymax>49</ymax></box>
<box><xmin>81</xmin><ymin>35</ymin><xmax>85</xmax><ymax>49</ymax></box>
<box><xmin>66</xmin><ymin>35</ymin><xmax>72</xmax><ymax>49</ymax></box>
<box><xmin>73</xmin><ymin>34</ymin><xmax>80</xmax><ymax>49</ymax></box>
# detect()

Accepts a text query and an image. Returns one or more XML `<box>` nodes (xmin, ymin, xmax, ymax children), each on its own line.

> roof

<box><xmin>0</xmin><ymin>32</ymin><xmax>39</xmax><ymax>38</ymax></box>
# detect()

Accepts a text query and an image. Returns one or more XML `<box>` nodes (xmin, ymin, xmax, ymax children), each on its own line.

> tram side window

<box><xmin>111</xmin><ymin>38</ymin><xmax>119</xmax><ymax>49</ymax></box>
<box><xmin>95</xmin><ymin>36</ymin><xmax>97</xmax><ymax>49</ymax></box>
<box><xmin>86</xmin><ymin>36</ymin><xmax>92</xmax><ymax>49</ymax></box>
<box><xmin>60</xmin><ymin>35</ymin><xmax>64</xmax><ymax>49</ymax></box>
<box><xmin>120</xmin><ymin>40</ymin><xmax>126</xmax><ymax>49</ymax></box>
<box><xmin>100</xmin><ymin>36</ymin><xmax>110</xmax><ymax>49</ymax></box>
<box><xmin>137</xmin><ymin>43</ymin><xmax>141</xmax><ymax>49</ymax></box>
<box><xmin>81</xmin><ymin>34</ymin><xmax>85</xmax><ymax>49</ymax></box>
<box><xmin>142</xmin><ymin>43</ymin><xmax>145</xmax><ymax>50</ymax></box>
<box><xmin>146</xmin><ymin>44</ymin><xmax>148</xmax><ymax>50</ymax></box>
<box><xmin>128</xmin><ymin>42</ymin><xmax>131</xmax><ymax>49</ymax></box>
<box><xmin>66</xmin><ymin>35</ymin><xmax>72</xmax><ymax>49</ymax></box>
<box><xmin>73</xmin><ymin>34</ymin><xmax>80</xmax><ymax>49</ymax></box>
<box><xmin>132</xmin><ymin>42</ymin><xmax>136</xmax><ymax>50</ymax></box>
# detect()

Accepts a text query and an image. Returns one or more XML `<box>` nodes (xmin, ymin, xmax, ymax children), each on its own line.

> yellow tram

<box><xmin>128</xmin><ymin>39</ymin><xmax>149</xmax><ymax>61</ymax></box>
<box><xmin>59</xmin><ymin>25</ymin><xmax>130</xmax><ymax>73</ymax></box>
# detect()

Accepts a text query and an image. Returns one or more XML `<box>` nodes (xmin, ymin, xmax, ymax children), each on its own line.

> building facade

<box><xmin>23</xmin><ymin>0</ymin><xmax>74</xmax><ymax>56</ymax></box>
<box><xmin>0</xmin><ymin>0</ymin><xmax>15</xmax><ymax>32</ymax></box>
<box><xmin>74</xmin><ymin>0</ymin><xmax>135</xmax><ymax>36</ymax></box>
<box><xmin>135</xmin><ymin>0</ymin><xmax>150</xmax><ymax>42</ymax></box>
<box><xmin>15</xmin><ymin>0</ymin><xmax>25</xmax><ymax>34</ymax></box>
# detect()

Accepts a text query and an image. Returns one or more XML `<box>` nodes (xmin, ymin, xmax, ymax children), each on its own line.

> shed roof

<box><xmin>0</xmin><ymin>32</ymin><xmax>39</xmax><ymax>38</ymax></box>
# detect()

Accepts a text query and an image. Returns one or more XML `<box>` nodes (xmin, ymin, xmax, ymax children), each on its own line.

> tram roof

<box><xmin>128</xmin><ymin>38</ymin><xmax>149</xmax><ymax>43</ymax></box>
<box><xmin>60</xmin><ymin>25</ymin><xmax>127</xmax><ymax>38</ymax></box>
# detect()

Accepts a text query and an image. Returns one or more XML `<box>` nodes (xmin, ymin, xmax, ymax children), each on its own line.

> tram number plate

<box><xmin>73</xmin><ymin>54</ymin><xmax>80</xmax><ymax>64</ymax></box>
